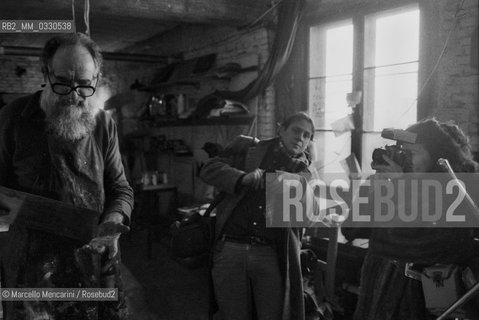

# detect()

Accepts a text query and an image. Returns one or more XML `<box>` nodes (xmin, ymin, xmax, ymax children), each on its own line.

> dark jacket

<box><xmin>200</xmin><ymin>135</ymin><xmax>306</xmax><ymax>320</ymax></box>
<box><xmin>354</xmin><ymin>175</ymin><xmax>477</xmax><ymax>320</ymax></box>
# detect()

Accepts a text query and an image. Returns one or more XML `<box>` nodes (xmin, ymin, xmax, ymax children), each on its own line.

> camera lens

<box><xmin>372</xmin><ymin>148</ymin><xmax>388</xmax><ymax>165</ymax></box>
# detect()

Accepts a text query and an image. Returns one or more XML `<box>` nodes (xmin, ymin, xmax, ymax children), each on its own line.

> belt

<box><xmin>222</xmin><ymin>234</ymin><xmax>270</xmax><ymax>245</ymax></box>
<box><xmin>391</xmin><ymin>260</ymin><xmax>427</xmax><ymax>281</ymax></box>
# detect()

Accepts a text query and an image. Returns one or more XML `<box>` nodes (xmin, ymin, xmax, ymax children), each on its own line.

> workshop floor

<box><xmin>120</xmin><ymin>227</ymin><xmax>211</xmax><ymax>320</ymax></box>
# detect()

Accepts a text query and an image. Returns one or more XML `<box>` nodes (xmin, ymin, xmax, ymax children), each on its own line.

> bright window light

<box><xmin>308</xmin><ymin>5</ymin><xmax>420</xmax><ymax>176</ymax></box>
<box><xmin>362</xmin><ymin>5</ymin><xmax>420</xmax><ymax>171</ymax></box>
<box><xmin>309</xmin><ymin>21</ymin><xmax>353</xmax><ymax>174</ymax></box>
<box><xmin>363</xmin><ymin>6</ymin><xmax>420</xmax><ymax>131</ymax></box>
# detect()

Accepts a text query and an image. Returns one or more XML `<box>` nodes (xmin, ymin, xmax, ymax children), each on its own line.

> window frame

<box><xmin>306</xmin><ymin>1</ymin><xmax>423</xmax><ymax>170</ymax></box>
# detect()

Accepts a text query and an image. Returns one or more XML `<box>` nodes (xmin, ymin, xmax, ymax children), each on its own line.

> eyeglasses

<box><xmin>46</xmin><ymin>68</ymin><xmax>98</xmax><ymax>97</ymax></box>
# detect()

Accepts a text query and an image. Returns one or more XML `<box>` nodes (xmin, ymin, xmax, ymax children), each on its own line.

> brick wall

<box><xmin>433</xmin><ymin>0</ymin><xmax>479</xmax><ymax>150</ymax></box>
<box><xmin>0</xmin><ymin>56</ymin><xmax>43</xmax><ymax>97</ymax></box>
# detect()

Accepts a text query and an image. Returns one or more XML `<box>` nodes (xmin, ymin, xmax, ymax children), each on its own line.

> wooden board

<box><xmin>0</xmin><ymin>186</ymin><xmax>99</xmax><ymax>242</ymax></box>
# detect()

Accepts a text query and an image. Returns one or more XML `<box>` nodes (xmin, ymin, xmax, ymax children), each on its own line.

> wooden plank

<box><xmin>326</xmin><ymin>227</ymin><xmax>339</xmax><ymax>300</ymax></box>
<box><xmin>0</xmin><ymin>186</ymin><xmax>99</xmax><ymax>243</ymax></box>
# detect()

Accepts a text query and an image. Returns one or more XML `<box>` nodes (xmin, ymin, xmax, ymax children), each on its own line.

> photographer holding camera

<box><xmin>353</xmin><ymin>118</ymin><xmax>479</xmax><ymax>320</ymax></box>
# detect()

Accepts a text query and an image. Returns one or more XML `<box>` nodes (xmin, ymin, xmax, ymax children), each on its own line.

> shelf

<box><xmin>149</xmin><ymin>116</ymin><xmax>254</xmax><ymax>127</ymax></box>
<box><xmin>141</xmin><ymin>184</ymin><xmax>177</xmax><ymax>191</ymax></box>
<box><xmin>140</xmin><ymin>66</ymin><xmax>258</xmax><ymax>92</ymax></box>
<box><xmin>123</xmin><ymin>116</ymin><xmax>254</xmax><ymax>139</ymax></box>
<box><xmin>141</xmin><ymin>81</ymin><xmax>201</xmax><ymax>91</ymax></box>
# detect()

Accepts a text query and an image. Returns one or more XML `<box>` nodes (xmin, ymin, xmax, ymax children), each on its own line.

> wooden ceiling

<box><xmin>0</xmin><ymin>0</ymin><xmax>273</xmax><ymax>53</ymax></box>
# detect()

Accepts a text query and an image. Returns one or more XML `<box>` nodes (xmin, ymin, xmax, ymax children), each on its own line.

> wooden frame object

<box><xmin>0</xmin><ymin>186</ymin><xmax>99</xmax><ymax>242</ymax></box>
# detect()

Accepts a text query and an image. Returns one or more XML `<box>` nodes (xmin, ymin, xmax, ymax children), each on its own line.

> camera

<box><xmin>372</xmin><ymin>129</ymin><xmax>417</xmax><ymax>169</ymax></box>
<box><xmin>372</xmin><ymin>145</ymin><xmax>409</xmax><ymax>167</ymax></box>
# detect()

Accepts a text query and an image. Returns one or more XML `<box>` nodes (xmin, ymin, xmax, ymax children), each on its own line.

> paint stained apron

<box><xmin>4</xmin><ymin>134</ymin><xmax>126</xmax><ymax>320</ymax></box>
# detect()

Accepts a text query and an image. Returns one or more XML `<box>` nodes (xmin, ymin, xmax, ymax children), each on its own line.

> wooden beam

<box><xmin>2</xmin><ymin>0</ymin><xmax>273</xmax><ymax>26</ymax></box>
<box><xmin>1</xmin><ymin>46</ymin><xmax>168</xmax><ymax>63</ymax></box>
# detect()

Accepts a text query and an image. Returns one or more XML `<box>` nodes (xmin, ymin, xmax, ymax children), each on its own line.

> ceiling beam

<box><xmin>2</xmin><ymin>0</ymin><xmax>273</xmax><ymax>26</ymax></box>
<box><xmin>0</xmin><ymin>46</ymin><xmax>169</xmax><ymax>64</ymax></box>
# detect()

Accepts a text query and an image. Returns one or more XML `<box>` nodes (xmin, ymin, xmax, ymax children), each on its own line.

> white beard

<box><xmin>41</xmin><ymin>91</ymin><xmax>98</xmax><ymax>142</ymax></box>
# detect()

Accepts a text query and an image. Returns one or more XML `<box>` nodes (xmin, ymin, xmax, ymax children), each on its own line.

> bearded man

<box><xmin>0</xmin><ymin>33</ymin><xmax>133</xmax><ymax>319</ymax></box>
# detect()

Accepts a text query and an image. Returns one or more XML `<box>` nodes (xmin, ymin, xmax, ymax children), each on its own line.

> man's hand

<box><xmin>88</xmin><ymin>213</ymin><xmax>129</xmax><ymax>259</ymax></box>
<box><xmin>241</xmin><ymin>168</ymin><xmax>265</xmax><ymax>190</ymax></box>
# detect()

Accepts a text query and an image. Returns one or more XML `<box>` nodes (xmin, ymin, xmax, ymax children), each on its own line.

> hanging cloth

<box><xmin>214</xmin><ymin>0</ymin><xmax>305</xmax><ymax>103</ymax></box>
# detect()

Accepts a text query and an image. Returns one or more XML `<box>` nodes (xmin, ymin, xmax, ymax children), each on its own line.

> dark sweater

<box><xmin>369</xmin><ymin>227</ymin><xmax>475</xmax><ymax>264</ymax></box>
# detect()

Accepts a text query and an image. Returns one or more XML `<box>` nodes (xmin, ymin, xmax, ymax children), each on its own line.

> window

<box><xmin>308</xmin><ymin>4</ymin><xmax>420</xmax><ymax>176</ymax></box>
<box><xmin>309</xmin><ymin>20</ymin><xmax>353</xmax><ymax>175</ymax></box>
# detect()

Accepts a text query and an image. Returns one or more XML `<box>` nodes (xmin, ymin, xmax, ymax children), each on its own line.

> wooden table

<box><xmin>135</xmin><ymin>184</ymin><xmax>178</xmax><ymax>258</ymax></box>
